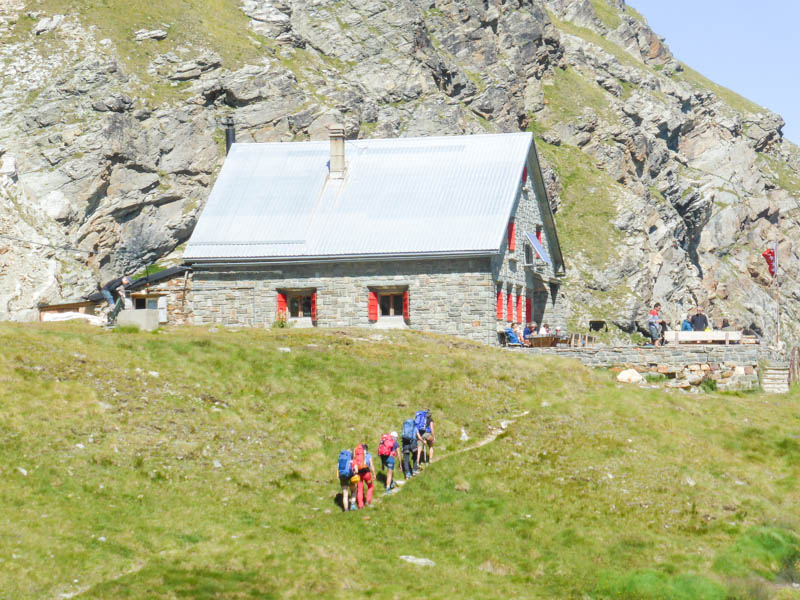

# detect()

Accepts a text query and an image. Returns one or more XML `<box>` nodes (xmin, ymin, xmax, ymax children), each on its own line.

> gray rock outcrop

<box><xmin>0</xmin><ymin>0</ymin><xmax>797</xmax><ymax>345</ymax></box>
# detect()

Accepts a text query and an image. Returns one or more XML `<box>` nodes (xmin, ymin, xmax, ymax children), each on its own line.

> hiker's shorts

<box><xmin>339</xmin><ymin>474</ymin><xmax>352</xmax><ymax>487</ymax></box>
<box><xmin>381</xmin><ymin>455</ymin><xmax>395</xmax><ymax>470</ymax></box>
<box><xmin>422</xmin><ymin>432</ymin><xmax>434</xmax><ymax>446</ymax></box>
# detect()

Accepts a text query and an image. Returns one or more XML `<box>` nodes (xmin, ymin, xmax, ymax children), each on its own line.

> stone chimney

<box><xmin>223</xmin><ymin>116</ymin><xmax>236</xmax><ymax>155</ymax></box>
<box><xmin>328</xmin><ymin>123</ymin><xmax>345</xmax><ymax>179</ymax></box>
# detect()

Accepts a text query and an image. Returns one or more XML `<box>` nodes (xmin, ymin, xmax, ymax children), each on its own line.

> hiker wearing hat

<box><xmin>378</xmin><ymin>431</ymin><xmax>401</xmax><ymax>494</ymax></box>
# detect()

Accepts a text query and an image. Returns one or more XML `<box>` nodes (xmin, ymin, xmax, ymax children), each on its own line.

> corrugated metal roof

<box><xmin>184</xmin><ymin>132</ymin><xmax>533</xmax><ymax>261</ymax></box>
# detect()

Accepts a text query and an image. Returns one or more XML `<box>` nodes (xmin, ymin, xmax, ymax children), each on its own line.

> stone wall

<box><xmin>190</xmin><ymin>258</ymin><xmax>499</xmax><ymax>344</ymax></box>
<box><xmin>529</xmin><ymin>345</ymin><xmax>771</xmax><ymax>390</ymax></box>
<box><xmin>529</xmin><ymin>345</ymin><xmax>768</xmax><ymax>367</ymax></box>
<box><xmin>491</xmin><ymin>172</ymin><xmax>566</xmax><ymax>331</ymax></box>
<box><xmin>136</xmin><ymin>272</ymin><xmax>193</xmax><ymax>325</ymax></box>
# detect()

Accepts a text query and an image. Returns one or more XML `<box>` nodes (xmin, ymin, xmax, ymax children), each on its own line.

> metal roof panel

<box><xmin>184</xmin><ymin>132</ymin><xmax>533</xmax><ymax>260</ymax></box>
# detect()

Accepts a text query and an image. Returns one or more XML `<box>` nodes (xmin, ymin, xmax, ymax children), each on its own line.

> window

<box><xmin>379</xmin><ymin>294</ymin><xmax>404</xmax><ymax>317</ymax></box>
<box><xmin>277</xmin><ymin>290</ymin><xmax>317</xmax><ymax>325</ymax></box>
<box><xmin>525</xmin><ymin>244</ymin><xmax>534</xmax><ymax>265</ymax></box>
<box><xmin>369</xmin><ymin>288</ymin><xmax>409</xmax><ymax>326</ymax></box>
<box><xmin>133</xmin><ymin>297</ymin><xmax>159</xmax><ymax>310</ymax></box>
<box><xmin>289</xmin><ymin>294</ymin><xmax>313</xmax><ymax>318</ymax></box>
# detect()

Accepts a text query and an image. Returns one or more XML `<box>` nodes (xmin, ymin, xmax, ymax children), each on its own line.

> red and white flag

<box><xmin>762</xmin><ymin>243</ymin><xmax>777</xmax><ymax>278</ymax></box>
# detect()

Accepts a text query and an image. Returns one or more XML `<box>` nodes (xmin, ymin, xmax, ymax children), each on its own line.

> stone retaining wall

<box><xmin>529</xmin><ymin>345</ymin><xmax>772</xmax><ymax>391</ymax></box>
<box><xmin>529</xmin><ymin>345</ymin><xmax>767</xmax><ymax>367</ymax></box>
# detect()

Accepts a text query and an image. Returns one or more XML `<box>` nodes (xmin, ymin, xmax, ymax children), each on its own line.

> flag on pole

<box><xmin>762</xmin><ymin>243</ymin><xmax>777</xmax><ymax>278</ymax></box>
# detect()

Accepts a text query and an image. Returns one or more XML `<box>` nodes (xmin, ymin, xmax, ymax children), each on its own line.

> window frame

<box><xmin>368</xmin><ymin>285</ymin><xmax>409</xmax><ymax>326</ymax></box>
<box><xmin>277</xmin><ymin>288</ymin><xmax>318</xmax><ymax>325</ymax></box>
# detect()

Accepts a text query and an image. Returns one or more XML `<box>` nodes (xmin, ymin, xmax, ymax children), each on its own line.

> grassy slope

<box><xmin>5</xmin><ymin>0</ymin><xmax>268</xmax><ymax>105</ymax></box>
<box><xmin>2</xmin><ymin>324</ymin><xmax>800</xmax><ymax>599</ymax></box>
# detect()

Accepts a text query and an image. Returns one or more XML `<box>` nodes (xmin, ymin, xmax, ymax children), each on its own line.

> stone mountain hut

<box><xmin>182</xmin><ymin>128</ymin><xmax>566</xmax><ymax>345</ymax></box>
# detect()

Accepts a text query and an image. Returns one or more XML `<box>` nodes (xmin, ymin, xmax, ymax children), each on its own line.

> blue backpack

<box><xmin>402</xmin><ymin>418</ymin><xmax>416</xmax><ymax>441</ymax></box>
<box><xmin>338</xmin><ymin>449</ymin><xmax>353</xmax><ymax>477</ymax></box>
<box><xmin>415</xmin><ymin>410</ymin><xmax>429</xmax><ymax>433</ymax></box>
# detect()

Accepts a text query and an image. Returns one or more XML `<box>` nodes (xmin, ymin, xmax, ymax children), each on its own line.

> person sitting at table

<box><xmin>681</xmin><ymin>313</ymin><xmax>692</xmax><ymax>331</ymax></box>
<box><xmin>523</xmin><ymin>322</ymin><xmax>536</xmax><ymax>338</ymax></box>
<box><xmin>504</xmin><ymin>325</ymin><xmax>522</xmax><ymax>346</ymax></box>
<box><xmin>554</xmin><ymin>326</ymin><xmax>563</xmax><ymax>338</ymax></box>
<box><xmin>540</xmin><ymin>323</ymin><xmax>550</xmax><ymax>335</ymax></box>
<box><xmin>523</xmin><ymin>322</ymin><xmax>536</xmax><ymax>347</ymax></box>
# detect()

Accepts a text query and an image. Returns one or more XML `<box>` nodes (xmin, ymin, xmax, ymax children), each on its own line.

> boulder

<box><xmin>134</xmin><ymin>28</ymin><xmax>168</xmax><ymax>41</ymax></box>
<box><xmin>617</xmin><ymin>369</ymin><xmax>644</xmax><ymax>384</ymax></box>
<box><xmin>33</xmin><ymin>15</ymin><xmax>64</xmax><ymax>35</ymax></box>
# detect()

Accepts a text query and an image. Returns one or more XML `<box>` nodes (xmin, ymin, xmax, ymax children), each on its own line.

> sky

<box><xmin>630</xmin><ymin>0</ymin><xmax>799</xmax><ymax>143</ymax></box>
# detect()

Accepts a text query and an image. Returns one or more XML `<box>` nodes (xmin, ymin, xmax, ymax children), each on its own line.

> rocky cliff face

<box><xmin>1</xmin><ymin>0</ymin><xmax>797</xmax><ymax>343</ymax></box>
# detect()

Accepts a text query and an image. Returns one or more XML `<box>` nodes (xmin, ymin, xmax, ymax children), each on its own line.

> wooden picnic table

<box><xmin>529</xmin><ymin>335</ymin><xmax>558</xmax><ymax>348</ymax></box>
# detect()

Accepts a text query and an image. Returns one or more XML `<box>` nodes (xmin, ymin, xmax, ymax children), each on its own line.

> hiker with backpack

<box><xmin>353</xmin><ymin>443</ymin><xmax>376</xmax><ymax>508</ymax></box>
<box><xmin>378</xmin><ymin>431</ymin><xmax>400</xmax><ymax>494</ymax></box>
<box><xmin>415</xmin><ymin>409</ymin><xmax>435</xmax><ymax>467</ymax></box>
<box><xmin>337</xmin><ymin>448</ymin><xmax>357</xmax><ymax>512</ymax></box>
<box><xmin>401</xmin><ymin>416</ymin><xmax>422</xmax><ymax>478</ymax></box>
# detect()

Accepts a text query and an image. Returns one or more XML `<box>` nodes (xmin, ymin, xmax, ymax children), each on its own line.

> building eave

<box><xmin>184</xmin><ymin>250</ymin><xmax>497</xmax><ymax>268</ymax></box>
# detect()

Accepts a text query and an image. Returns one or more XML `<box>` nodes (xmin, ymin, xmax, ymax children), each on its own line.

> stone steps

<box><xmin>762</xmin><ymin>367</ymin><xmax>790</xmax><ymax>394</ymax></box>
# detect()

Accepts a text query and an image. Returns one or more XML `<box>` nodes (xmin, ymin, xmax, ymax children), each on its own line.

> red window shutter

<box><xmin>516</xmin><ymin>293</ymin><xmax>522</xmax><ymax>324</ymax></box>
<box><xmin>536</xmin><ymin>229</ymin><xmax>543</xmax><ymax>244</ymax></box>
<box><xmin>368</xmin><ymin>291</ymin><xmax>378</xmax><ymax>321</ymax></box>
<box><xmin>496</xmin><ymin>290</ymin><xmax>503</xmax><ymax>320</ymax></box>
<box><xmin>525</xmin><ymin>296</ymin><xmax>532</xmax><ymax>323</ymax></box>
<box><xmin>522</xmin><ymin>166</ymin><xmax>527</xmax><ymax>182</ymax></box>
<box><xmin>507</xmin><ymin>221</ymin><xmax>516</xmax><ymax>252</ymax></box>
<box><xmin>403</xmin><ymin>291</ymin><xmax>409</xmax><ymax>321</ymax></box>
<box><xmin>506</xmin><ymin>290</ymin><xmax>513</xmax><ymax>322</ymax></box>
<box><xmin>311</xmin><ymin>291</ymin><xmax>317</xmax><ymax>321</ymax></box>
<box><xmin>277</xmin><ymin>291</ymin><xmax>287</xmax><ymax>314</ymax></box>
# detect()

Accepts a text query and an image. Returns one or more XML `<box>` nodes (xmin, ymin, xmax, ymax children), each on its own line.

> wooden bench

<box><xmin>663</xmin><ymin>331</ymin><xmax>743</xmax><ymax>345</ymax></box>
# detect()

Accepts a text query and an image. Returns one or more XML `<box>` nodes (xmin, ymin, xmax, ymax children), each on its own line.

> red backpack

<box><xmin>353</xmin><ymin>443</ymin><xmax>367</xmax><ymax>471</ymax></box>
<box><xmin>378</xmin><ymin>434</ymin><xmax>394</xmax><ymax>457</ymax></box>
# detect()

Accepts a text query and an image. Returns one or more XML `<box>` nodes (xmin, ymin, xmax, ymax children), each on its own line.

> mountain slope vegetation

<box><xmin>0</xmin><ymin>0</ymin><xmax>798</xmax><ymax>346</ymax></box>
<box><xmin>2</xmin><ymin>323</ymin><xmax>800</xmax><ymax>598</ymax></box>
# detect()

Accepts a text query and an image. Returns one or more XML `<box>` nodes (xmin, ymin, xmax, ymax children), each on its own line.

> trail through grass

<box><xmin>2</xmin><ymin>324</ymin><xmax>800</xmax><ymax>598</ymax></box>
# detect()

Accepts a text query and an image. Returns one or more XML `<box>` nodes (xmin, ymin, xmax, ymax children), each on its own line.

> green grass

<box><xmin>549</xmin><ymin>13</ymin><xmax>645</xmax><ymax>70</ymax></box>
<box><xmin>6</xmin><ymin>0</ymin><xmax>268</xmax><ymax>107</ymax></box>
<box><xmin>589</xmin><ymin>0</ymin><xmax>622</xmax><ymax>30</ymax></box>
<box><xmin>624</xmin><ymin>4</ymin><xmax>646</xmax><ymax>24</ymax></box>
<box><xmin>3</xmin><ymin>323</ymin><xmax>800</xmax><ymax>598</ymax></box>
<box><xmin>544</xmin><ymin>66</ymin><xmax>618</xmax><ymax>126</ymax></box>
<box><xmin>535</xmin><ymin>140</ymin><xmax>624</xmax><ymax>268</ymax></box>
<box><xmin>758</xmin><ymin>153</ymin><xmax>800</xmax><ymax>195</ymax></box>
<box><xmin>131</xmin><ymin>263</ymin><xmax>168</xmax><ymax>280</ymax></box>
<box><xmin>675</xmin><ymin>63</ymin><xmax>765</xmax><ymax>116</ymax></box>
